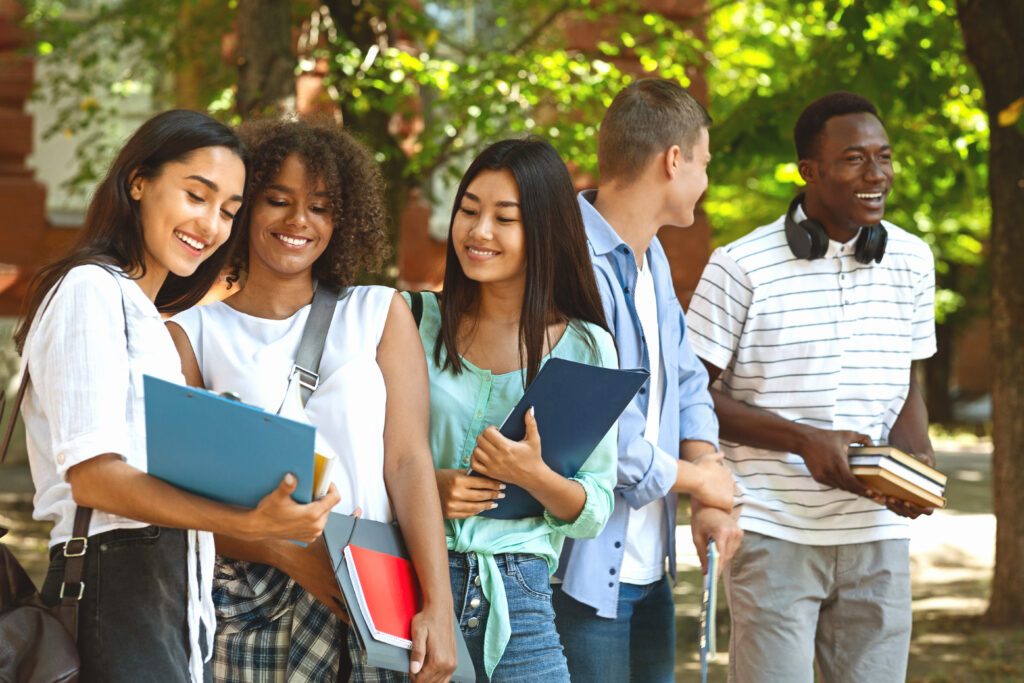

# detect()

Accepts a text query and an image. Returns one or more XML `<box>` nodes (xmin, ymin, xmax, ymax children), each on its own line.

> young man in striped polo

<box><xmin>686</xmin><ymin>92</ymin><xmax>937</xmax><ymax>683</ymax></box>
<box><xmin>552</xmin><ymin>79</ymin><xmax>742</xmax><ymax>682</ymax></box>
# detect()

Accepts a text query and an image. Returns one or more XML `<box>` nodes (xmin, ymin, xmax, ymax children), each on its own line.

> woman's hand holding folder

<box><xmin>435</xmin><ymin>470</ymin><xmax>505</xmax><ymax>519</ymax></box>
<box><xmin>243</xmin><ymin>474</ymin><xmax>341</xmax><ymax>544</ymax></box>
<box><xmin>408</xmin><ymin>602</ymin><xmax>458</xmax><ymax>682</ymax></box>
<box><xmin>471</xmin><ymin>407</ymin><xmax>546</xmax><ymax>487</ymax></box>
<box><xmin>470</xmin><ymin>408</ymin><xmax>588</xmax><ymax>523</ymax></box>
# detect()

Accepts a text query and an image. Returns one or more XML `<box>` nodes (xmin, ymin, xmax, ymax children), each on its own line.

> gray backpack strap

<box><xmin>293</xmin><ymin>283</ymin><xmax>345</xmax><ymax>406</ymax></box>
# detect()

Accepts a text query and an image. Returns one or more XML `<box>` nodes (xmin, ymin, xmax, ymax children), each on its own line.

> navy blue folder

<box><xmin>144</xmin><ymin>375</ymin><xmax>317</xmax><ymax>507</ymax></box>
<box><xmin>474</xmin><ymin>358</ymin><xmax>649</xmax><ymax>520</ymax></box>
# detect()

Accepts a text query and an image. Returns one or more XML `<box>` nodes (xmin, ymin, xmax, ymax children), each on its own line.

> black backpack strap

<box><xmin>408</xmin><ymin>291</ymin><xmax>424</xmax><ymax>329</ymax></box>
<box><xmin>293</xmin><ymin>283</ymin><xmax>345</xmax><ymax>407</ymax></box>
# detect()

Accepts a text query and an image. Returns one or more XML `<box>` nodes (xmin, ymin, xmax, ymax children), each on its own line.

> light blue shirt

<box><xmin>556</xmin><ymin>190</ymin><xmax>719</xmax><ymax>618</ymax></box>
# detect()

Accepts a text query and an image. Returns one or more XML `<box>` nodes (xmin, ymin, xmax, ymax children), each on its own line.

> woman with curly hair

<box><xmin>167</xmin><ymin>117</ymin><xmax>456</xmax><ymax>683</ymax></box>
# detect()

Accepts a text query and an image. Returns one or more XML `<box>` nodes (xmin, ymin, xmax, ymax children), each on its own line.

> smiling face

<box><xmin>800</xmin><ymin>112</ymin><xmax>894</xmax><ymax>239</ymax></box>
<box><xmin>451</xmin><ymin>168</ymin><xmax>527</xmax><ymax>287</ymax></box>
<box><xmin>247</xmin><ymin>154</ymin><xmax>334</xmax><ymax>279</ymax></box>
<box><xmin>662</xmin><ymin>126</ymin><xmax>711</xmax><ymax>228</ymax></box>
<box><xmin>131</xmin><ymin>145</ymin><xmax>244</xmax><ymax>280</ymax></box>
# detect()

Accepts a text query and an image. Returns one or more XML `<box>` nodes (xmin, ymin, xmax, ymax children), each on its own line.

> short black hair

<box><xmin>794</xmin><ymin>92</ymin><xmax>880</xmax><ymax>160</ymax></box>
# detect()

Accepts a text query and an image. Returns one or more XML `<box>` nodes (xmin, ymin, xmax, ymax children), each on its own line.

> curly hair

<box><xmin>227</xmin><ymin>116</ymin><xmax>390</xmax><ymax>289</ymax></box>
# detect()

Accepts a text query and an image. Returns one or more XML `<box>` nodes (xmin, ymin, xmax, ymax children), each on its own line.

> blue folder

<box><xmin>474</xmin><ymin>358</ymin><xmax>649</xmax><ymax>520</ymax></box>
<box><xmin>144</xmin><ymin>375</ymin><xmax>317</xmax><ymax>507</ymax></box>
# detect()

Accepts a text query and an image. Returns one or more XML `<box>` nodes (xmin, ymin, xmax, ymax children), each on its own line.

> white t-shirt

<box><xmin>687</xmin><ymin>210</ymin><xmax>937</xmax><ymax>545</ymax></box>
<box><xmin>22</xmin><ymin>264</ymin><xmax>186</xmax><ymax>546</ymax></box>
<box><xmin>620</xmin><ymin>256</ymin><xmax>668</xmax><ymax>585</ymax></box>
<box><xmin>171</xmin><ymin>285</ymin><xmax>395</xmax><ymax>523</ymax></box>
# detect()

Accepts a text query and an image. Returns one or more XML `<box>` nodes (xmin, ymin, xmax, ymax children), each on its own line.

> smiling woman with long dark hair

<box><xmin>15</xmin><ymin>110</ymin><xmax>337</xmax><ymax>683</ymax></box>
<box><xmin>405</xmin><ymin>136</ymin><xmax>617</xmax><ymax>682</ymax></box>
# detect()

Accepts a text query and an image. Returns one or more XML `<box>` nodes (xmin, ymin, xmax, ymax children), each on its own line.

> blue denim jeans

<box><xmin>448</xmin><ymin>551</ymin><xmax>569</xmax><ymax>683</ymax></box>
<box><xmin>41</xmin><ymin>526</ymin><xmax>209</xmax><ymax>683</ymax></box>
<box><xmin>552</xmin><ymin>576</ymin><xmax>675</xmax><ymax>683</ymax></box>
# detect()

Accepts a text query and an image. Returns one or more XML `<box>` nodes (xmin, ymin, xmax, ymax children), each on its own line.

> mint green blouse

<box><xmin>404</xmin><ymin>292</ymin><xmax>618</xmax><ymax>677</ymax></box>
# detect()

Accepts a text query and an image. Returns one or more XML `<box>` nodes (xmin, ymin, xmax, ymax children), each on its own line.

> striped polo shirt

<box><xmin>686</xmin><ymin>209</ymin><xmax>936</xmax><ymax>545</ymax></box>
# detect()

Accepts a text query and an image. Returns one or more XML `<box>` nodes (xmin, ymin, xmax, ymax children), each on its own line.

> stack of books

<box><xmin>849</xmin><ymin>445</ymin><xmax>947</xmax><ymax>509</ymax></box>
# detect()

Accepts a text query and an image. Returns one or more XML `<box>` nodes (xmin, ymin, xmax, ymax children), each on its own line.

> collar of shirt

<box><xmin>793</xmin><ymin>203</ymin><xmax>866</xmax><ymax>259</ymax></box>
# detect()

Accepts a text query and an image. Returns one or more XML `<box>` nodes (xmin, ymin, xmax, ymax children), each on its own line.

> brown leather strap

<box><xmin>0</xmin><ymin>370</ymin><xmax>29</xmax><ymax>465</ymax></box>
<box><xmin>55</xmin><ymin>505</ymin><xmax>92</xmax><ymax>641</ymax></box>
<box><xmin>2</xmin><ymin>369</ymin><xmax>91</xmax><ymax>641</ymax></box>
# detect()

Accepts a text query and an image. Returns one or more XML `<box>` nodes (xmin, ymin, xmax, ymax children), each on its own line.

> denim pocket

<box><xmin>96</xmin><ymin>525</ymin><xmax>162</xmax><ymax>552</ymax></box>
<box><xmin>509</xmin><ymin>555</ymin><xmax>552</xmax><ymax>602</ymax></box>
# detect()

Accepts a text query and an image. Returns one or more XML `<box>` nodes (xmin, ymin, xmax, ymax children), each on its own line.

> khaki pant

<box><xmin>725</xmin><ymin>532</ymin><xmax>912</xmax><ymax>683</ymax></box>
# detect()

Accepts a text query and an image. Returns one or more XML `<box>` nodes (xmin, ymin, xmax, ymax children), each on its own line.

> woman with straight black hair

<box><xmin>404</xmin><ymin>137</ymin><xmax>617</xmax><ymax>681</ymax></box>
<box><xmin>14</xmin><ymin>109</ymin><xmax>338</xmax><ymax>683</ymax></box>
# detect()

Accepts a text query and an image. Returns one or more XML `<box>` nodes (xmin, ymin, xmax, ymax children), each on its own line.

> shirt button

<box><xmin>473</xmin><ymin>575</ymin><xmax>481</xmax><ymax>587</ymax></box>
<box><xmin>608</xmin><ymin>582</ymin><xmax>615</xmax><ymax>588</ymax></box>
<box><xmin>614</xmin><ymin>541</ymin><xmax>622</xmax><ymax>549</ymax></box>
<box><xmin>470</xmin><ymin>597</ymin><xmax>481</xmax><ymax>609</ymax></box>
<box><xmin>609</xmin><ymin>568</ymin><xmax>616</xmax><ymax>576</ymax></box>
<box><xmin>620</xmin><ymin>247</ymin><xmax>629</xmax><ymax>254</ymax></box>
<box><xmin>467</xmin><ymin>616</ymin><xmax>480</xmax><ymax>629</ymax></box>
<box><xmin>639</xmin><ymin>387</ymin><xmax>646</xmax><ymax>395</ymax></box>
<box><xmin>624</xmin><ymin>287</ymin><xmax>630</xmax><ymax>294</ymax></box>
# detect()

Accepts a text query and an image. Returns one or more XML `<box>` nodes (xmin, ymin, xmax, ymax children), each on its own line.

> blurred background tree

<box><xmin>23</xmin><ymin>0</ymin><xmax>989</xmax><ymax>415</ymax></box>
<box><xmin>17</xmin><ymin>0</ymin><xmax>1022</xmax><ymax>624</ymax></box>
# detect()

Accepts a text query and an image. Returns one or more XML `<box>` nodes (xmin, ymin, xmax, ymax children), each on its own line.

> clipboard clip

<box><xmin>291</xmin><ymin>363</ymin><xmax>320</xmax><ymax>393</ymax></box>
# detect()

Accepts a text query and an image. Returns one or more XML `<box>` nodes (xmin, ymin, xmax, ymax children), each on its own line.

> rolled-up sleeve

<box><xmin>544</xmin><ymin>328</ymin><xmax>618</xmax><ymax>538</ymax></box>
<box><xmin>28</xmin><ymin>267</ymin><xmax>131</xmax><ymax>480</ymax></box>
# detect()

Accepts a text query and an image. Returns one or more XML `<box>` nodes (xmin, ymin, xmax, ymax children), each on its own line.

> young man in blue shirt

<box><xmin>553</xmin><ymin>79</ymin><xmax>742</xmax><ymax>682</ymax></box>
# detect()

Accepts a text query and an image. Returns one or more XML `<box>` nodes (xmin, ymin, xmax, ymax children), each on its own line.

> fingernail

<box><xmin>490</xmin><ymin>503</ymin><xmax>499</xmax><ymax>509</ymax></box>
<box><xmin>499</xmin><ymin>483</ymin><xmax>507</xmax><ymax>490</ymax></box>
<box><xmin>530</xmin><ymin>406</ymin><xmax>535</xmax><ymax>416</ymax></box>
<box><xmin>410</xmin><ymin>661</ymin><xmax>423</xmax><ymax>675</ymax></box>
<box><xmin>285</xmin><ymin>473</ymin><xmax>295</xmax><ymax>485</ymax></box>
<box><xmin>497</xmin><ymin>493</ymin><xmax>506</xmax><ymax>499</ymax></box>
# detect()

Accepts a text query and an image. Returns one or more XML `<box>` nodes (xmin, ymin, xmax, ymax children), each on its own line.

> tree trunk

<box><xmin>236</xmin><ymin>0</ymin><xmax>296</xmax><ymax>118</ymax></box>
<box><xmin>957</xmin><ymin>0</ymin><xmax>1024</xmax><ymax>626</ymax></box>
<box><xmin>324</xmin><ymin>0</ymin><xmax>415</xmax><ymax>269</ymax></box>
<box><xmin>924</xmin><ymin>322</ymin><xmax>955</xmax><ymax>425</ymax></box>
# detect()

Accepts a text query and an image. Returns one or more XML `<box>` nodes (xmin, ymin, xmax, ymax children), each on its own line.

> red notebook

<box><xmin>343</xmin><ymin>544</ymin><xmax>423</xmax><ymax>649</ymax></box>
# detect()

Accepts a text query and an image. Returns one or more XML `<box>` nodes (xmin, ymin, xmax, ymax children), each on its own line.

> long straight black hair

<box><xmin>14</xmin><ymin>109</ymin><xmax>245</xmax><ymax>353</ymax></box>
<box><xmin>436</xmin><ymin>136</ymin><xmax>609</xmax><ymax>386</ymax></box>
